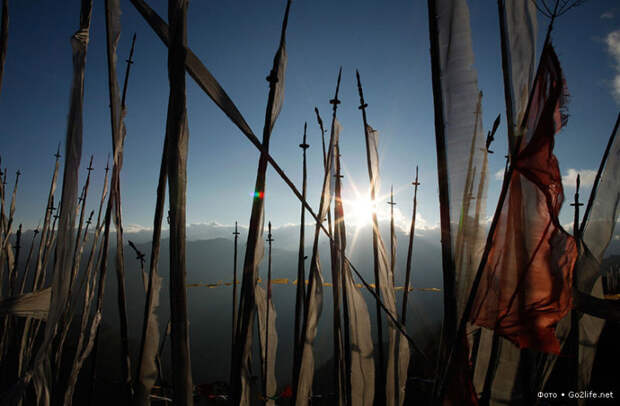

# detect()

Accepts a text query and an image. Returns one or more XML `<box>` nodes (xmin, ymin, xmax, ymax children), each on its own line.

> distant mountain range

<box><xmin>7</xmin><ymin>221</ymin><xmax>619</xmax><ymax>401</ymax></box>
<box><xmin>97</xmin><ymin>224</ymin><xmax>446</xmax><ymax>390</ymax></box>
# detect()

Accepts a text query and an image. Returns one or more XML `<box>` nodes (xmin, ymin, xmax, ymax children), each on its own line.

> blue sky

<box><xmin>1</xmin><ymin>0</ymin><xmax>618</xmax><ymax>236</ymax></box>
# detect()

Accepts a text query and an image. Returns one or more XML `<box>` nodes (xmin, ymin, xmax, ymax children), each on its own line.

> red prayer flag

<box><xmin>469</xmin><ymin>44</ymin><xmax>577</xmax><ymax>354</ymax></box>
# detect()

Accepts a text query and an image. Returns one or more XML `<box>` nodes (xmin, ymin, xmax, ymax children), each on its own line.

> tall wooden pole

<box><xmin>103</xmin><ymin>0</ymin><xmax>133</xmax><ymax>399</ymax></box>
<box><xmin>294</xmin><ymin>68</ymin><xmax>342</xmax><ymax>402</ymax></box>
<box><xmin>166</xmin><ymin>0</ymin><xmax>193</xmax><ymax>403</ymax></box>
<box><xmin>401</xmin><ymin>167</ymin><xmax>419</xmax><ymax>324</ymax></box>
<box><xmin>231</xmin><ymin>221</ymin><xmax>240</xmax><ymax>369</ymax></box>
<box><xmin>232</xmin><ymin>2</ymin><xmax>292</xmax><ymax>403</ymax></box>
<box><xmin>355</xmin><ymin>69</ymin><xmax>385</xmax><ymax>403</ymax></box>
<box><xmin>570</xmin><ymin>174</ymin><xmax>583</xmax><ymax>239</ymax></box>
<box><xmin>334</xmin><ymin>143</ymin><xmax>352</xmax><ymax>406</ymax></box>
<box><xmin>317</xmin><ymin>104</ymin><xmax>345</xmax><ymax>404</ymax></box>
<box><xmin>264</xmin><ymin>222</ymin><xmax>274</xmax><ymax>401</ymax></box>
<box><xmin>434</xmin><ymin>2</ymin><xmax>563</xmax><ymax>400</ymax></box>
<box><xmin>426</xmin><ymin>0</ymin><xmax>458</xmax><ymax>401</ymax></box>
<box><xmin>388</xmin><ymin>185</ymin><xmax>396</xmax><ymax>287</ymax></box>
<box><xmin>293</xmin><ymin>124</ymin><xmax>309</xmax><ymax>384</ymax></box>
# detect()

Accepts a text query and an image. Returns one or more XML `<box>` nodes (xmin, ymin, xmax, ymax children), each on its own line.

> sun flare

<box><xmin>343</xmin><ymin>194</ymin><xmax>375</xmax><ymax>228</ymax></box>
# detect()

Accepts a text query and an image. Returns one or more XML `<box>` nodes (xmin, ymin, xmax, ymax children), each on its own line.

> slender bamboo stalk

<box><xmin>18</xmin><ymin>226</ymin><xmax>39</xmax><ymax>295</ymax></box>
<box><xmin>292</xmin><ymin>123</ymin><xmax>308</xmax><ymax>387</ymax></box>
<box><xmin>11</xmin><ymin>222</ymin><xmax>22</xmax><ymax>294</ymax></box>
<box><xmin>295</xmin><ymin>67</ymin><xmax>342</xmax><ymax>405</ymax></box>
<box><xmin>388</xmin><ymin>186</ymin><xmax>396</xmax><ymax>287</ymax></box>
<box><xmin>2</xmin><ymin>170</ymin><xmax>20</xmax><ymax>297</ymax></box>
<box><xmin>355</xmin><ymin>70</ymin><xmax>386</xmax><ymax>401</ymax></box>
<box><xmin>103</xmin><ymin>0</ymin><xmax>132</xmax><ymax>398</ymax></box>
<box><xmin>570</xmin><ymin>174</ymin><xmax>583</xmax><ymax>238</ymax></box>
<box><xmin>454</xmin><ymin>93</ymin><xmax>482</xmax><ymax>279</ymax></box>
<box><xmin>425</xmin><ymin>0</ymin><xmax>460</xmax><ymax>401</ymax></box>
<box><xmin>32</xmin><ymin>147</ymin><xmax>61</xmax><ymax>291</ymax></box>
<box><xmin>263</xmin><ymin>222</ymin><xmax>274</xmax><ymax>401</ymax></box>
<box><xmin>322</xmin><ymin>102</ymin><xmax>344</xmax><ymax>404</ymax></box>
<box><xmin>334</xmin><ymin>142</ymin><xmax>352</xmax><ymax>406</ymax></box>
<box><xmin>8</xmin><ymin>1</ymin><xmax>96</xmax><ymax>403</ymax></box>
<box><xmin>401</xmin><ymin>167</ymin><xmax>419</xmax><ymax>324</ymax></box>
<box><xmin>86</xmin><ymin>155</ymin><xmax>111</xmax><ymax>406</ymax></box>
<box><xmin>497</xmin><ymin>0</ymin><xmax>516</xmax><ymax>153</ymax></box>
<box><xmin>434</xmin><ymin>6</ymin><xmax>563</xmax><ymax>400</ymax></box>
<box><xmin>55</xmin><ymin>157</ymin><xmax>94</xmax><ymax>370</ymax></box>
<box><xmin>121</xmin><ymin>33</ymin><xmax>136</xmax><ymax>109</ymax></box>
<box><xmin>231</xmin><ymin>220</ymin><xmax>240</xmax><ymax>360</ymax></box>
<box><xmin>579</xmin><ymin>113</ymin><xmax>620</xmax><ymax>234</ymax></box>
<box><xmin>166</xmin><ymin>0</ymin><xmax>193</xmax><ymax>403</ymax></box>
<box><xmin>17</xmin><ymin>151</ymin><xmax>60</xmax><ymax>377</ymax></box>
<box><xmin>130</xmin><ymin>0</ymin><xmax>422</xmax><ymax>362</ymax></box>
<box><xmin>232</xmin><ymin>2</ymin><xmax>291</xmax><ymax>403</ymax></box>
<box><xmin>135</xmin><ymin>129</ymin><xmax>168</xmax><ymax>406</ymax></box>
<box><xmin>69</xmin><ymin>155</ymin><xmax>93</xmax><ymax>293</ymax></box>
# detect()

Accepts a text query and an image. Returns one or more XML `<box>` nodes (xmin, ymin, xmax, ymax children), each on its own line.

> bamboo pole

<box><xmin>567</xmin><ymin>173</ymin><xmax>583</xmax><ymax>391</ymax></box>
<box><xmin>334</xmin><ymin>142</ymin><xmax>352</xmax><ymax>406</ymax></box>
<box><xmin>231</xmin><ymin>1</ymin><xmax>291</xmax><ymax>403</ymax></box>
<box><xmin>55</xmin><ymin>157</ymin><xmax>95</xmax><ymax>370</ymax></box>
<box><xmin>166</xmin><ymin>0</ymin><xmax>193</xmax><ymax>403</ymax></box>
<box><xmin>434</xmin><ymin>4</ymin><xmax>563</xmax><ymax>400</ymax></box>
<box><xmin>135</xmin><ymin>125</ymin><xmax>168</xmax><ymax>406</ymax></box>
<box><xmin>292</xmin><ymin>123</ymin><xmax>309</xmax><ymax>385</ymax></box>
<box><xmin>130</xmin><ymin>0</ymin><xmax>423</xmax><ymax>360</ymax></box>
<box><xmin>425</xmin><ymin>0</ymin><xmax>465</xmax><ymax>401</ymax></box>
<box><xmin>11</xmin><ymin>224</ymin><xmax>21</xmax><ymax>295</ymax></box>
<box><xmin>4</xmin><ymin>1</ymin><xmax>96</xmax><ymax>403</ymax></box>
<box><xmin>571</xmin><ymin>174</ymin><xmax>583</xmax><ymax>239</ymax></box>
<box><xmin>69</xmin><ymin>156</ymin><xmax>94</xmax><ymax>292</ymax></box>
<box><xmin>355</xmin><ymin>70</ymin><xmax>386</xmax><ymax>401</ymax></box>
<box><xmin>17</xmin><ymin>151</ymin><xmax>61</xmax><ymax>378</ymax></box>
<box><xmin>122</xmin><ymin>33</ymin><xmax>136</xmax><ymax>109</ymax></box>
<box><xmin>323</xmin><ymin>99</ymin><xmax>345</xmax><ymax>406</ymax></box>
<box><xmin>32</xmin><ymin>146</ymin><xmax>61</xmax><ymax>291</ymax></box>
<box><xmin>388</xmin><ymin>186</ymin><xmax>396</xmax><ymax>287</ymax></box>
<box><xmin>579</xmin><ymin>113</ymin><xmax>620</xmax><ymax>234</ymax></box>
<box><xmin>263</xmin><ymin>221</ymin><xmax>274</xmax><ymax>402</ymax></box>
<box><xmin>62</xmin><ymin>155</ymin><xmax>109</xmax><ymax>404</ymax></box>
<box><xmin>453</xmin><ymin>92</ymin><xmax>483</xmax><ymax>279</ymax></box>
<box><xmin>231</xmin><ymin>220</ymin><xmax>240</xmax><ymax>362</ymax></box>
<box><xmin>18</xmin><ymin>226</ymin><xmax>39</xmax><ymax>295</ymax></box>
<box><xmin>497</xmin><ymin>0</ymin><xmax>516</xmax><ymax>153</ymax></box>
<box><xmin>294</xmin><ymin>67</ymin><xmax>342</xmax><ymax>405</ymax></box>
<box><xmin>101</xmin><ymin>1</ymin><xmax>134</xmax><ymax>398</ymax></box>
<box><xmin>401</xmin><ymin>167</ymin><xmax>419</xmax><ymax>324</ymax></box>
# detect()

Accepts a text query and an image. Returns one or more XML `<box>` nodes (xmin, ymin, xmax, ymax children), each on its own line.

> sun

<box><xmin>343</xmin><ymin>194</ymin><xmax>375</xmax><ymax>228</ymax></box>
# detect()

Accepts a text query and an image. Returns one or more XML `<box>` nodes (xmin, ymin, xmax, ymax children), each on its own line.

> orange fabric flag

<box><xmin>470</xmin><ymin>44</ymin><xmax>576</xmax><ymax>354</ymax></box>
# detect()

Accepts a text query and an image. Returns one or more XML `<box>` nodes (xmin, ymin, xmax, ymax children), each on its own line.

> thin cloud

<box><xmin>562</xmin><ymin>168</ymin><xmax>597</xmax><ymax>188</ymax></box>
<box><xmin>494</xmin><ymin>169</ymin><xmax>505</xmax><ymax>181</ymax></box>
<box><xmin>601</xmin><ymin>10</ymin><xmax>614</xmax><ymax>19</ymax></box>
<box><xmin>605</xmin><ymin>29</ymin><xmax>620</xmax><ymax>104</ymax></box>
<box><xmin>124</xmin><ymin>224</ymin><xmax>154</xmax><ymax>234</ymax></box>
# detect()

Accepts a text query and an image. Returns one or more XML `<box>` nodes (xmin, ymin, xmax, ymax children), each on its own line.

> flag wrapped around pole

<box><xmin>471</xmin><ymin>1</ymin><xmax>538</xmax><ymax>401</ymax></box>
<box><xmin>256</xmin><ymin>282</ymin><xmax>278</xmax><ymax>405</ymax></box>
<box><xmin>538</xmin><ymin>114</ymin><xmax>620</xmax><ymax>395</ymax></box>
<box><xmin>232</xmin><ymin>2</ymin><xmax>290</xmax><ymax>404</ymax></box>
<box><xmin>334</xmin><ymin>139</ymin><xmax>375</xmax><ymax>406</ymax></box>
<box><xmin>470</xmin><ymin>44</ymin><xmax>576</xmax><ymax>354</ymax></box>
<box><xmin>365</xmin><ymin>125</ymin><xmax>409</xmax><ymax>406</ymax></box>
<box><xmin>425</xmin><ymin>0</ymin><xmax>488</xmax><ymax>400</ymax></box>
<box><xmin>294</xmin><ymin>114</ymin><xmax>340</xmax><ymax>406</ymax></box>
